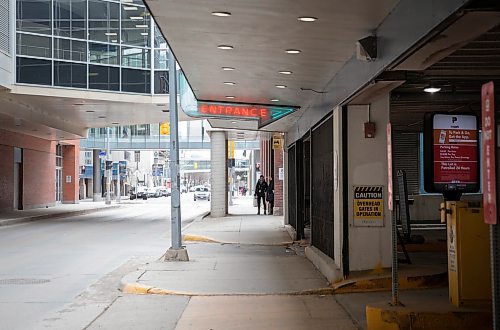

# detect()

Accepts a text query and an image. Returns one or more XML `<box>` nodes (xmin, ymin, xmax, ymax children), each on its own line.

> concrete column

<box><xmin>62</xmin><ymin>142</ymin><xmax>79</xmax><ymax>204</ymax></box>
<box><xmin>93</xmin><ymin>149</ymin><xmax>102</xmax><ymax>201</ymax></box>
<box><xmin>347</xmin><ymin>94</ymin><xmax>391</xmax><ymax>272</ymax></box>
<box><xmin>273</xmin><ymin>148</ymin><xmax>284</xmax><ymax>215</ymax></box>
<box><xmin>210</xmin><ymin>131</ymin><xmax>227</xmax><ymax>218</ymax></box>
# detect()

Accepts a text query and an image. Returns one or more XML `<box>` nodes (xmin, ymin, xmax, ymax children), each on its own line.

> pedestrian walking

<box><xmin>254</xmin><ymin>175</ymin><xmax>268</xmax><ymax>215</ymax></box>
<box><xmin>266</xmin><ymin>177</ymin><xmax>274</xmax><ymax>215</ymax></box>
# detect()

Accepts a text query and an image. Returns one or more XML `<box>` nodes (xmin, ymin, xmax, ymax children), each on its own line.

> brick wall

<box><xmin>273</xmin><ymin>149</ymin><xmax>284</xmax><ymax>215</ymax></box>
<box><xmin>0</xmin><ymin>144</ymin><xmax>14</xmax><ymax>210</ymax></box>
<box><xmin>0</xmin><ymin>129</ymin><xmax>56</xmax><ymax>210</ymax></box>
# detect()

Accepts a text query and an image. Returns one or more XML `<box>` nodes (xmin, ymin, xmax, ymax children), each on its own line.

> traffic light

<box><xmin>160</xmin><ymin>122</ymin><xmax>170</xmax><ymax>135</ymax></box>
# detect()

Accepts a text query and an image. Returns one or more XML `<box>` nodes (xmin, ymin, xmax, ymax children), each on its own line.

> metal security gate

<box><xmin>311</xmin><ymin>116</ymin><xmax>334</xmax><ymax>259</ymax></box>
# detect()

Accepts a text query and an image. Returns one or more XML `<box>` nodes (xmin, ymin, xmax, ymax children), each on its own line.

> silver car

<box><xmin>194</xmin><ymin>187</ymin><xmax>210</xmax><ymax>201</ymax></box>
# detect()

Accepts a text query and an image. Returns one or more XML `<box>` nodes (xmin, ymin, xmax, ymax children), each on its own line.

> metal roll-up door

<box><xmin>393</xmin><ymin>132</ymin><xmax>419</xmax><ymax>195</ymax></box>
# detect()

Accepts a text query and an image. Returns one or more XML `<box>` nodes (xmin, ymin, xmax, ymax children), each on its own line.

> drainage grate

<box><xmin>0</xmin><ymin>278</ymin><xmax>50</xmax><ymax>285</ymax></box>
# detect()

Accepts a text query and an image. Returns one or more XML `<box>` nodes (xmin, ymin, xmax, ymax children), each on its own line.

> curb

<box><xmin>366</xmin><ymin>302</ymin><xmax>492</xmax><ymax>330</ymax></box>
<box><xmin>182</xmin><ymin>234</ymin><xmax>293</xmax><ymax>246</ymax></box>
<box><xmin>0</xmin><ymin>205</ymin><xmax>123</xmax><ymax>227</ymax></box>
<box><xmin>332</xmin><ymin>271</ymin><xmax>448</xmax><ymax>294</ymax></box>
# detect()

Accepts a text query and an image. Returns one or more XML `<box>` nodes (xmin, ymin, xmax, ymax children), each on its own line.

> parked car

<box><xmin>194</xmin><ymin>187</ymin><xmax>210</xmax><ymax>201</ymax></box>
<box><xmin>158</xmin><ymin>187</ymin><xmax>171</xmax><ymax>197</ymax></box>
<box><xmin>130</xmin><ymin>187</ymin><xmax>148</xmax><ymax>200</ymax></box>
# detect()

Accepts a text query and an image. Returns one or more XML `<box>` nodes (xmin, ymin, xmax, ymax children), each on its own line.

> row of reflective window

<box><xmin>16</xmin><ymin>33</ymin><xmax>168</xmax><ymax>69</ymax></box>
<box><xmin>16</xmin><ymin>57</ymin><xmax>169</xmax><ymax>93</ymax></box>
<box><xmin>16</xmin><ymin>0</ymin><xmax>162</xmax><ymax>48</ymax></box>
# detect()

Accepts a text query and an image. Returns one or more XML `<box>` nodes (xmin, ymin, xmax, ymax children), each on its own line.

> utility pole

<box><xmin>164</xmin><ymin>48</ymin><xmax>188</xmax><ymax>261</ymax></box>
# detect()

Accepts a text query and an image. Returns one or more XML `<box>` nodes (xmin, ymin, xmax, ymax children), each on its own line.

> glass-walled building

<box><xmin>15</xmin><ymin>0</ymin><xmax>169</xmax><ymax>94</ymax></box>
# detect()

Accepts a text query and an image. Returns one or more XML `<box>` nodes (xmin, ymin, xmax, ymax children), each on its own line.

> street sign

<box><xmin>134</xmin><ymin>150</ymin><xmax>140</xmax><ymax>162</ymax></box>
<box><xmin>99</xmin><ymin>151</ymin><xmax>106</xmax><ymax>159</ymax></box>
<box><xmin>482</xmin><ymin>81</ymin><xmax>497</xmax><ymax>225</ymax></box>
<box><xmin>387</xmin><ymin>123</ymin><xmax>393</xmax><ymax>211</ymax></box>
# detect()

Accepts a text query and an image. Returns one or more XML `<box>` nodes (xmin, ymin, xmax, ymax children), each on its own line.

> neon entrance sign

<box><xmin>198</xmin><ymin>103</ymin><xmax>270</xmax><ymax>120</ymax></box>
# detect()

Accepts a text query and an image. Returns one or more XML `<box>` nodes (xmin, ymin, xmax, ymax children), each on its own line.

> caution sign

<box><xmin>272</xmin><ymin>137</ymin><xmax>283</xmax><ymax>150</ymax></box>
<box><xmin>353</xmin><ymin>186</ymin><xmax>384</xmax><ymax>227</ymax></box>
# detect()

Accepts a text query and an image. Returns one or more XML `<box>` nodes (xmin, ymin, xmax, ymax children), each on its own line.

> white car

<box><xmin>194</xmin><ymin>187</ymin><xmax>210</xmax><ymax>201</ymax></box>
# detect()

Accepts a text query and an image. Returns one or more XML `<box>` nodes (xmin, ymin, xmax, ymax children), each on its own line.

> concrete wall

<box><xmin>0</xmin><ymin>130</ymin><xmax>57</xmax><ymax>210</ymax></box>
<box><xmin>347</xmin><ymin>96</ymin><xmax>392</xmax><ymax>271</ymax></box>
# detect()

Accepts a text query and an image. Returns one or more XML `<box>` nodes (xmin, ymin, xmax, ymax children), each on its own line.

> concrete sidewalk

<box><xmin>0</xmin><ymin>199</ymin><xmax>123</xmax><ymax>226</ymax></box>
<box><xmin>112</xmin><ymin>198</ymin><xmax>359</xmax><ymax>329</ymax></box>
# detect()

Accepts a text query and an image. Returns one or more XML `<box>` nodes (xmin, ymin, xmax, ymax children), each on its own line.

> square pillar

<box><xmin>210</xmin><ymin>131</ymin><xmax>227</xmax><ymax>218</ymax></box>
<box><xmin>62</xmin><ymin>142</ymin><xmax>80</xmax><ymax>204</ymax></box>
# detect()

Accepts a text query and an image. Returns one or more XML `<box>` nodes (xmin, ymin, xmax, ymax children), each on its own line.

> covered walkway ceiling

<box><xmin>146</xmin><ymin>0</ymin><xmax>399</xmax><ymax>132</ymax></box>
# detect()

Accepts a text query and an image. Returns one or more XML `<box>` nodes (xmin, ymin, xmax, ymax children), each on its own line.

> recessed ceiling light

<box><xmin>123</xmin><ymin>6</ymin><xmax>138</xmax><ymax>10</ymax></box>
<box><xmin>424</xmin><ymin>87</ymin><xmax>441</xmax><ymax>93</ymax></box>
<box><xmin>231</xmin><ymin>121</ymin><xmax>237</xmax><ymax>124</ymax></box>
<box><xmin>86</xmin><ymin>110</ymin><xmax>95</xmax><ymax>113</ymax></box>
<box><xmin>298</xmin><ymin>16</ymin><xmax>318</xmax><ymax>22</ymax></box>
<box><xmin>111</xmin><ymin>40</ymin><xmax>118</xmax><ymax>43</ymax></box>
<box><xmin>130</xmin><ymin>16</ymin><xmax>143</xmax><ymax>20</ymax></box>
<box><xmin>270</xmin><ymin>99</ymin><xmax>280</xmax><ymax>102</ymax></box>
<box><xmin>112</xmin><ymin>122</ymin><xmax>120</xmax><ymax>125</ymax></box>
<box><xmin>279</xmin><ymin>71</ymin><xmax>293</xmax><ymax>75</ymax></box>
<box><xmin>224</xmin><ymin>82</ymin><xmax>235</xmax><ymax>85</ymax></box>
<box><xmin>217</xmin><ymin>45</ymin><xmax>234</xmax><ymax>50</ymax></box>
<box><xmin>222</xmin><ymin>67</ymin><xmax>235</xmax><ymax>71</ymax></box>
<box><xmin>135</xmin><ymin>24</ymin><xmax>148</xmax><ymax>28</ymax></box>
<box><xmin>225</xmin><ymin>96</ymin><xmax>235</xmax><ymax>99</ymax></box>
<box><xmin>162</xmin><ymin>110</ymin><xmax>168</xmax><ymax>113</ymax></box>
<box><xmin>105</xmin><ymin>32</ymin><xmax>117</xmax><ymax>36</ymax></box>
<box><xmin>212</xmin><ymin>11</ymin><xmax>231</xmax><ymax>17</ymax></box>
<box><xmin>140</xmin><ymin>32</ymin><xmax>148</xmax><ymax>36</ymax></box>
<box><xmin>275</xmin><ymin>85</ymin><xmax>287</xmax><ymax>89</ymax></box>
<box><xmin>98</xmin><ymin>116</ymin><xmax>106</xmax><ymax>118</ymax></box>
<box><xmin>285</xmin><ymin>49</ymin><xmax>301</xmax><ymax>54</ymax></box>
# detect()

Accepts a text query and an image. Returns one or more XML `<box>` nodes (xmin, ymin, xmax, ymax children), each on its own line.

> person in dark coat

<box><xmin>254</xmin><ymin>175</ymin><xmax>268</xmax><ymax>215</ymax></box>
<box><xmin>266</xmin><ymin>177</ymin><xmax>274</xmax><ymax>215</ymax></box>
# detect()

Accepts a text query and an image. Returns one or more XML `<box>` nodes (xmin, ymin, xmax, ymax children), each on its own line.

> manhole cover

<box><xmin>0</xmin><ymin>278</ymin><xmax>50</xmax><ymax>285</ymax></box>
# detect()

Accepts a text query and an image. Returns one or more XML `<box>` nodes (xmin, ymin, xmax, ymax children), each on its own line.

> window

<box><xmin>88</xmin><ymin>0</ymin><xmax>119</xmax><ymax>43</ymax></box>
<box><xmin>154</xmin><ymin>49</ymin><xmax>168</xmax><ymax>69</ymax></box>
<box><xmin>122</xmin><ymin>68</ymin><xmax>150</xmax><ymax>93</ymax></box>
<box><xmin>54</xmin><ymin>38</ymin><xmax>86</xmax><ymax>62</ymax></box>
<box><xmin>121</xmin><ymin>4</ymin><xmax>150</xmax><ymax>47</ymax></box>
<box><xmin>54</xmin><ymin>61</ymin><xmax>87</xmax><ymax>88</ymax></box>
<box><xmin>16</xmin><ymin>33</ymin><xmax>51</xmax><ymax>58</ymax></box>
<box><xmin>154</xmin><ymin>71</ymin><xmax>168</xmax><ymax>94</ymax></box>
<box><xmin>16</xmin><ymin>57</ymin><xmax>51</xmax><ymax>85</ymax></box>
<box><xmin>122</xmin><ymin>47</ymin><xmax>150</xmax><ymax>68</ymax></box>
<box><xmin>89</xmin><ymin>42</ymin><xmax>119</xmax><ymax>65</ymax></box>
<box><xmin>88</xmin><ymin>65</ymin><xmax>119</xmax><ymax>91</ymax></box>
<box><xmin>53</xmin><ymin>0</ymin><xmax>86</xmax><ymax>39</ymax></box>
<box><xmin>17</xmin><ymin>0</ymin><xmax>51</xmax><ymax>35</ymax></box>
<box><xmin>153</xmin><ymin>24</ymin><xmax>167</xmax><ymax>49</ymax></box>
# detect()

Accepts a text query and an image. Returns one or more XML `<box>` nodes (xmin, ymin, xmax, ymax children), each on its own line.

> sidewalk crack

<box><xmin>82</xmin><ymin>296</ymin><xmax>119</xmax><ymax>330</ymax></box>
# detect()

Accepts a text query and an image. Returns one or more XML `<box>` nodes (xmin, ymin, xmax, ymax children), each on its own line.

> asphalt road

<box><xmin>0</xmin><ymin>193</ymin><xmax>209</xmax><ymax>330</ymax></box>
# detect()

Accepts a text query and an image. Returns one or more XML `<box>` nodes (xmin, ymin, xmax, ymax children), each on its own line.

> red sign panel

<box><xmin>482</xmin><ymin>81</ymin><xmax>496</xmax><ymax>225</ymax></box>
<box><xmin>387</xmin><ymin>123</ymin><xmax>393</xmax><ymax>211</ymax></box>
<box><xmin>198</xmin><ymin>103</ymin><xmax>270</xmax><ymax>120</ymax></box>
<box><xmin>432</xmin><ymin>114</ymin><xmax>478</xmax><ymax>191</ymax></box>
